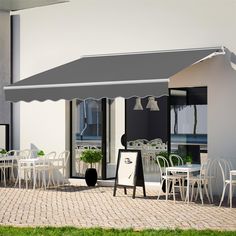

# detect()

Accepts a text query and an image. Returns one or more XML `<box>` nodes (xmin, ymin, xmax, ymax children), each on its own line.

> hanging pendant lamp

<box><xmin>133</xmin><ymin>97</ymin><xmax>143</xmax><ymax>110</ymax></box>
<box><xmin>150</xmin><ymin>100</ymin><xmax>160</xmax><ymax>111</ymax></box>
<box><xmin>146</xmin><ymin>96</ymin><xmax>155</xmax><ymax>108</ymax></box>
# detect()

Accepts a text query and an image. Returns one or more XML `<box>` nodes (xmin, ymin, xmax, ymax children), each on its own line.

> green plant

<box><xmin>184</xmin><ymin>155</ymin><xmax>193</xmax><ymax>164</ymax></box>
<box><xmin>156</xmin><ymin>151</ymin><xmax>169</xmax><ymax>167</ymax></box>
<box><xmin>37</xmin><ymin>150</ymin><xmax>45</xmax><ymax>157</ymax></box>
<box><xmin>0</xmin><ymin>149</ymin><xmax>7</xmax><ymax>155</ymax></box>
<box><xmin>80</xmin><ymin>149</ymin><xmax>103</xmax><ymax>168</ymax></box>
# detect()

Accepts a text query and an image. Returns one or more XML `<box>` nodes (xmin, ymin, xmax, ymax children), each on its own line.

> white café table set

<box><xmin>0</xmin><ymin>151</ymin><xmax>69</xmax><ymax>189</ymax></box>
<box><xmin>165</xmin><ymin>164</ymin><xmax>201</xmax><ymax>203</ymax></box>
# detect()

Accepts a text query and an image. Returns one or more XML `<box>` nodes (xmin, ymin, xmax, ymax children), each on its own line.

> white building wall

<box><xmin>170</xmin><ymin>55</ymin><xmax>236</xmax><ymax>193</ymax></box>
<box><xmin>110</xmin><ymin>98</ymin><xmax>125</xmax><ymax>162</ymax></box>
<box><xmin>13</xmin><ymin>0</ymin><xmax>236</xmax><ymax>187</ymax></box>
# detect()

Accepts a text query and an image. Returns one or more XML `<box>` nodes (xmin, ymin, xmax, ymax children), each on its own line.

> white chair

<box><xmin>169</xmin><ymin>154</ymin><xmax>186</xmax><ymax>198</ymax></box>
<box><xmin>13</xmin><ymin>149</ymin><xmax>31</xmax><ymax>187</ymax></box>
<box><xmin>6</xmin><ymin>150</ymin><xmax>19</xmax><ymax>181</ymax></box>
<box><xmin>18</xmin><ymin>159</ymin><xmax>35</xmax><ymax>189</ymax></box>
<box><xmin>189</xmin><ymin>159</ymin><xmax>212</xmax><ymax>204</ymax></box>
<box><xmin>219</xmin><ymin>159</ymin><xmax>236</xmax><ymax>207</ymax></box>
<box><xmin>155</xmin><ymin>155</ymin><xmax>183</xmax><ymax>202</ymax></box>
<box><xmin>52</xmin><ymin>151</ymin><xmax>70</xmax><ymax>186</ymax></box>
<box><xmin>0</xmin><ymin>154</ymin><xmax>12</xmax><ymax>186</ymax></box>
<box><xmin>37</xmin><ymin>152</ymin><xmax>56</xmax><ymax>189</ymax></box>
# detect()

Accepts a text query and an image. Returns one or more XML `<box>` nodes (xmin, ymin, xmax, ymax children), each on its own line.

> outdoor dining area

<box><xmin>0</xmin><ymin>149</ymin><xmax>70</xmax><ymax>190</ymax></box>
<box><xmin>0</xmin><ymin>144</ymin><xmax>235</xmax><ymax>208</ymax></box>
<box><xmin>125</xmin><ymin>138</ymin><xmax>236</xmax><ymax>208</ymax></box>
<box><xmin>155</xmin><ymin>153</ymin><xmax>236</xmax><ymax>208</ymax></box>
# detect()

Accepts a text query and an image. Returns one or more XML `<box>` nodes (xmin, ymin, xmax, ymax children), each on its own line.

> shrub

<box><xmin>80</xmin><ymin>149</ymin><xmax>103</xmax><ymax>168</ymax></box>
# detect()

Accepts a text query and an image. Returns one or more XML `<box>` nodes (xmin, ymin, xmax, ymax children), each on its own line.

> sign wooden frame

<box><xmin>113</xmin><ymin>149</ymin><xmax>146</xmax><ymax>199</ymax></box>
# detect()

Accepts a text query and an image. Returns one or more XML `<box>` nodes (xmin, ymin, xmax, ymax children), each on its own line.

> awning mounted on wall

<box><xmin>4</xmin><ymin>47</ymin><xmax>224</xmax><ymax>102</ymax></box>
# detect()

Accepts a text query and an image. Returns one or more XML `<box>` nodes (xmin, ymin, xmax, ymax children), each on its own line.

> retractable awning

<box><xmin>4</xmin><ymin>47</ymin><xmax>224</xmax><ymax>102</ymax></box>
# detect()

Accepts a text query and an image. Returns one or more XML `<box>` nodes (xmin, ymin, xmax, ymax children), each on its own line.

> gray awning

<box><xmin>4</xmin><ymin>47</ymin><xmax>224</xmax><ymax>102</ymax></box>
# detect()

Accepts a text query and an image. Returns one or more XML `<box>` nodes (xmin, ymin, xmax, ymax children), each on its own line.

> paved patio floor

<box><xmin>0</xmin><ymin>184</ymin><xmax>236</xmax><ymax>230</ymax></box>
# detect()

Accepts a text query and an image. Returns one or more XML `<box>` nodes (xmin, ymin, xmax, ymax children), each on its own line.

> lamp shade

<box><xmin>146</xmin><ymin>96</ymin><xmax>155</xmax><ymax>108</ymax></box>
<box><xmin>150</xmin><ymin>101</ymin><xmax>160</xmax><ymax>111</ymax></box>
<box><xmin>133</xmin><ymin>97</ymin><xmax>143</xmax><ymax>110</ymax></box>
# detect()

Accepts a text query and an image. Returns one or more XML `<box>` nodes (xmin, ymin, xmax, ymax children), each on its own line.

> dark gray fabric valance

<box><xmin>4</xmin><ymin>47</ymin><xmax>223</xmax><ymax>102</ymax></box>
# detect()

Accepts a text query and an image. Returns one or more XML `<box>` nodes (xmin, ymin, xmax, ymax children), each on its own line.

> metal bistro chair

<box><xmin>0</xmin><ymin>153</ymin><xmax>12</xmax><ymax>186</ymax></box>
<box><xmin>169</xmin><ymin>154</ymin><xmax>187</xmax><ymax>199</ymax></box>
<box><xmin>35</xmin><ymin>151</ymin><xmax>56</xmax><ymax>189</ymax></box>
<box><xmin>156</xmin><ymin>155</ymin><xmax>183</xmax><ymax>202</ymax></box>
<box><xmin>51</xmin><ymin>150</ymin><xmax>70</xmax><ymax>186</ymax></box>
<box><xmin>189</xmin><ymin>159</ymin><xmax>212</xmax><ymax>204</ymax></box>
<box><xmin>219</xmin><ymin>159</ymin><xmax>236</xmax><ymax>207</ymax></box>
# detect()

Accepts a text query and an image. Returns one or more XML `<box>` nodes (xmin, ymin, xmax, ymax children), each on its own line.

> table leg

<box><xmin>33</xmin><ymin>166</ymin><xmax>36</xmax><ymax>190</ymax></box>
<box><xmin>185</xmin><ymin>171</ymin><xmax>190</xmax><ymax>203</ymax></box>
<box><xmin>165</xmin><ymin>169</ymin><xmax>168</xmax><ymax>201</ymax></box>
<box><xmin>18</xmin><ymin>163</ymin><xmax>21</xmax><ymax>189</ymax></box>
<box><xmin>230</xmin><ymin>172</ymin><xmax>232</xmax><ymax>208</ymax></box>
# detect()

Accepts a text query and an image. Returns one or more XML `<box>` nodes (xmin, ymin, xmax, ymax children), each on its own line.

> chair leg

<box><xmin>204</xmin><ymin>182</ymin><xmax>211</xmax><ymax>204</ymax></box>
<box><xmin>195</xmin><ymin>184</ymin><xmax>199</xmax><ymax>201</ymax></box>
<box><xmin>157</xmin><ymin>179</ymin><xmax>163</xmax><ymax>200</ymax></box>
<box><xmin>219</xmin><ymin>183</ymin><xmax>227</xmax><ymax>207</ymax></box>
<box><xmin>191</xmin><ymin>182</ymin><xmax>195</xmax><ymax>202</ymax></box>
<box><xmin>3</xmin><ymin>169</ymin><xmax>6</xmax><ymax>187</ymax></box>
<box><xmin>25</xmin><ymin>171</ymin><xmax>28</xmax><ymax>189</ymax></box>
<box><xmin>172</xmin><ymin>180</ymin><xmax>176</xmax><ymax>202</ymax></box>
<box><xmin>209</xmin><ymin>178</ymin><xmax>214</xmax><ymax>203</ymax></box>
<box><xmin>198</xmin><ymin>182</ymin><xmax>204</xmax><ymax>205</ymax></box>
<box><xmin>51</xmin><ymin>169</ymin><xmax>56</xmax><ymax>186</ymax></box>
<box><xmin>178</xmin><ymin>178</ymin><xmax>183</xmax><ymax>200</ymax></box>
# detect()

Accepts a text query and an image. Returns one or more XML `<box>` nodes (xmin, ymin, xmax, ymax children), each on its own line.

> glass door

<box><xmin>71</xmin><ymin>99</ymin><xmax>103</xmax><ymax>178</ymax></box>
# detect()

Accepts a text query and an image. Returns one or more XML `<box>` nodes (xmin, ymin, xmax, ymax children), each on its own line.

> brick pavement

<box><xmin>0</xmin><ymin>185</ymin><xmax>235</xmax><ymax>230</ymax></box>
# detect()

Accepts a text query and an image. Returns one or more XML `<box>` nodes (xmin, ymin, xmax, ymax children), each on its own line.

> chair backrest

<box><xmin>199</xmin><ymin>158</ymin><xmax>211</xmax><ymax>179</ymax></box>
<box><xmin>169</xmin><ymin>154</ymin><xmax>183</xmax><ymax>166</ymax></box>
<box><xmin>218</xmin><ymin>159</ymin><xmax>232</xmax><ymax>182</ymax></box>
<box><xmin>20</xmin><ymin>149</ymin><xmax>31</xmax><ymax>159</ymax></box>
<box><xmin>7</xmin><ymin>150</ymin><xmax>18</xmax><ymax>156</ymax></box>
<box><xmin>155</xmin><ymin>155</ymin><xmax>169</xmax><ymax>177</ymax></box>
<box><xmin>58</xmin><ymin>150</ymin><xmax>70</xmax><ymax>167</ymax></box>
<box><xmin>7</xmin><ymin>149</ymin><xmax>30</xmax><ymax>159</ymax></box>
<box><xmin>45</xmin><ymin>151</ymin><xmax>57</xmax><ymax>159</ymax></box>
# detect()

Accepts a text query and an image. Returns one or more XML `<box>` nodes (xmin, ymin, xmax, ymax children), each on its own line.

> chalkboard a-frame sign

<box><xmin>113</xmin><ymin>149</ymin><xmax>146</xmax><ymax>199</ymax></box>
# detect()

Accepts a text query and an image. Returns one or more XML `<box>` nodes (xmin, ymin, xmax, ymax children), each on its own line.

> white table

<box><xmin>0</xmin><ymin>156</ymin><xmax>20</xmax><ymax>161</ymax></box>
<box><xmin>230</xmin><ymin>170</ymin><xmax>236</xmax><ymax>208</ymax></box>
<box><xmin>165</xmin><ymin>164</ymin><xmax>201</xmax><ymax>203</ymax></box>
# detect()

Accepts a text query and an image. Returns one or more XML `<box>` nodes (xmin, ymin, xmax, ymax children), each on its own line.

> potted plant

<box><xmin>80</xmin><ymin>149</ymin><xmax>103</xmax><ymax>186</ymax></box>
<box><xmin>184</xmin><ymin>155</ymin><xmax>193</xmax><ymax>165</ymax></box>
<box><xmin>0</xmin><ymin>149</ymin><xmax>7</xmax><ymax>157</ymax></box>
<box><xmin>37</xmin><ymin>150</ymin><xmax>45</xmax><ymax>157</ymax></box>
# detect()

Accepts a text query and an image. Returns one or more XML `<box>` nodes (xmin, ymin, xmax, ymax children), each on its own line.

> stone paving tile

<box><xmin>0</xmin><ymin>185</ymin><xmax>235</xmax><ymax>230</ymax></box>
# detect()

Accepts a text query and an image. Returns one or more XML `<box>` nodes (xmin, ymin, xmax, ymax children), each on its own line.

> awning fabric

<box><xmin>4</xmin><ymin>47</ymin><xmax>223</xmax><ymax>102</ymax></box>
